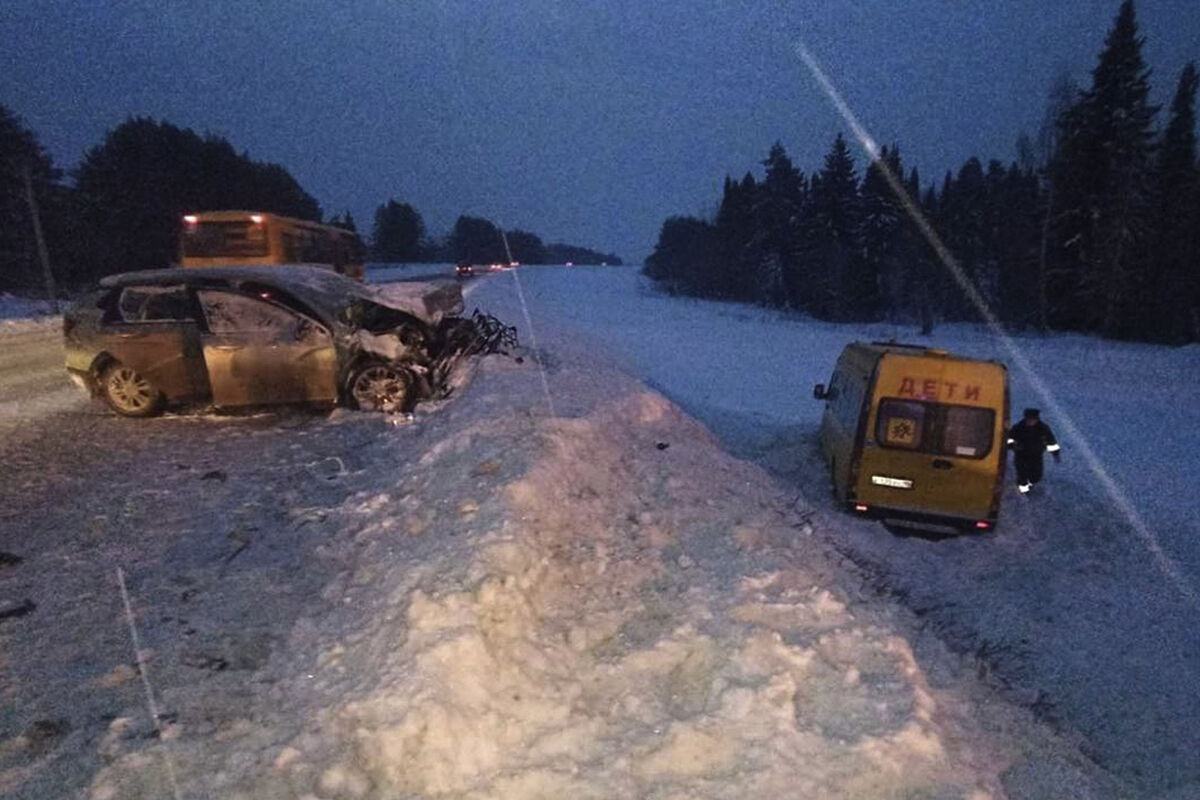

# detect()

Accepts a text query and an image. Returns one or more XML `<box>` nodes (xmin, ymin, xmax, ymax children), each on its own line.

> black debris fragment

<box><xmin>0</xmin><ymin>598</ymin><xmax>36</xmax><ymax>621</ymax></box>
<box><xmin>656</xmin><ymin>442</ymin><xmax>670</xmax><ymax>451</ymax></box>
<box><xmin>180</xmin><ymin>651</ymin><xmax>229</xmax><ymax>672</ymax></box>
<box><xmin>435</xmin><ymin>310</ymin><xmax>519</xmax><ymax>366</ymax></box>
<box><xmin>23</xmin><ymin>718</ymin><xmax>71</xmax><ymax>756</ymax></box>
<box><xmin>200</xmin><ymin>470</ymin><xmax>227</xmax><ymax>482</ymax></box>
<box><xmin>426</xmin><ymin>310</ymin><xmax>520</xmax><ymax>397</ymax></box>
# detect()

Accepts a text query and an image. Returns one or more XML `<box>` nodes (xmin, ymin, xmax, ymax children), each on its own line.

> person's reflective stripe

<box><xmin>1006</xmin><ymin>438</ymin><xmax>1015</xmax><ymax>445</ymax></box>
<box><xmin>1018</xmin><ymin>482</ymin><xmax>1032</xmax><ymax>493</ymax></box>
<box><xmin>1046</xmin><ymin>444</ymin><xmax>1061</xmax><ymax>452</ymax></box>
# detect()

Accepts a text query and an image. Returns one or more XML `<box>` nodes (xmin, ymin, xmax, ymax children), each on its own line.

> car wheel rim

<box><xmin>352</xmin><ymin>366</ymin><xmax>408</xmax><ymax>412</ymax></box>
<box><xmin>107</xmin><ymin>368</ymin><xmax>154</xmax><ymax>413</ymax></box>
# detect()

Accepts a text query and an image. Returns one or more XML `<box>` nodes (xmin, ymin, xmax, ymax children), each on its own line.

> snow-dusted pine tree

<box><xmin>755</xmin><ymin>142</ymin><xmax>807</xmax><ymax>309</ymax></box>
<box><xmin>1148</xmin><ymin>62</ymin><xmax>1199</xmax><ymax>343</ymax></box>
<box><xmin>1050</xmin><ymin>0</ymin><xmax>1158</xmax><ymax>338</ymax></box>
<box><xmin>801</xmin><ymin>134</ymin><xmax>862</xmax><ymax>321</ymax></box>
<box><xmin>859</xmin><ymin>145</ymin><xmax>904</xmax><ymax>322</ymax></box>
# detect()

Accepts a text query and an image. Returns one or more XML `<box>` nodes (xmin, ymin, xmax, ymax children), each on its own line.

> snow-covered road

<box><xmin>0</xmin><ymin>318</ymin><xmax>81</xmax><ymax>425</ymax></box>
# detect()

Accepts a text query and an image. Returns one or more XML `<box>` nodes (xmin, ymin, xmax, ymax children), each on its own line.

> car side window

<box><xmin>118</xmin><ymin>287</ymin><xmax>196</xmax><ymax>322</ymax></box>
<box><xmin>197</xmin><ymin>290</ymin><xmax>303</xmax><ymax>339</ymax></box>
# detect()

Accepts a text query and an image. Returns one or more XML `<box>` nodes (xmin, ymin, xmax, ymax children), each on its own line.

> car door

<box><xmin>106</xmin><ymin>286</ymin><xmax>210</xmax><ymax>402</ymax></box>
<box><xmin>196</xmin><ymin>289</ymin><xmax>338</xmax><ymax>408</ymax></box>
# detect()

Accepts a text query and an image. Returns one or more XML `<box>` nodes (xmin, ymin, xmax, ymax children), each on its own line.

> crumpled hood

<box><xmin>364</xmin><ymin>281</ymin><xmax>464</xmax><ymax>325</ymax></box>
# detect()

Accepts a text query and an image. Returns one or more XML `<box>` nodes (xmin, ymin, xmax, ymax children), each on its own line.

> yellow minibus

<box><xmin>179</xmin><ymin>211</ymin><xmax>365</xmax><ymax>281</ymax></box>
<box><xmin>813</xmin><ymin>341</ymin><xmax>1009</xmax><ymax>532</ymax></box>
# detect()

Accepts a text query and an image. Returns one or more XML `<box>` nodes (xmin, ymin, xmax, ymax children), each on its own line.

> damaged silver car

<box><xmin>63</xmin><ymin>265</ymin><xmax>514</xmax><ymax>417</ymax></box>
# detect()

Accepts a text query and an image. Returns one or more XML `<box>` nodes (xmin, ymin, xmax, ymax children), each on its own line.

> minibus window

<box><xmin>942</xmin><ymin>405</ymin><xmax>994</xmax><ymax>457</ymax></box>
<box><xmin>876</xmin><ymin>399</ymin><xmax>994</xmax><ymax>459</ymax></box>
<box><xmin>877</xmin><ymin>400</ymin><xmax>925</xmax><ymax>449</ymax></box>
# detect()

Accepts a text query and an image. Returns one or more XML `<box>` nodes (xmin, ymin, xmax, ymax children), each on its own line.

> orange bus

<box><xmin>178</xmin><ymin>210</ymin><xmax>366</xmax><ymax>281</ymax></box>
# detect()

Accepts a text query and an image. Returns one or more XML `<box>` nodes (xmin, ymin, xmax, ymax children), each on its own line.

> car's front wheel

<box><xmin>348</xmin><ymin>364</ymin><xmax>413</xmax><ymax>413</ymax></box>
<box><xmin>100</xmin><ymin>363</ymin><xmax>165</xmax><ymax>418</ymax></box>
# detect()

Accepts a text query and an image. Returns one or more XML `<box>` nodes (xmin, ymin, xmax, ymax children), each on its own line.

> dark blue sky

<box><xmin>2</xmin><ymin>1</ymin><xmax>1196</xmax><ymax>262</ymax></box>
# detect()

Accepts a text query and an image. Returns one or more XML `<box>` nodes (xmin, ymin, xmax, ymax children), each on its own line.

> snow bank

<box><xmin>317</xmin><ymin>392</ymin><xmax>999</xmax><ymax>799</ymax></box>
<box><xmin>0</xmin><ymin>292</ymin><xmax>58</xmax><ymax>332</ymax></box>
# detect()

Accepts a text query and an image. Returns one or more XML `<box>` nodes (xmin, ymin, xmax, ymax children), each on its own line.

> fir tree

<box><xmin>0</xmin><ymin>105</ymin><xmax>59</xmax><ymax>293</ymax></box>
<box><xmin>894</xmin><ymin>166</ymin><xmax>936</xmax><ymax>331</ymax></box>
<box><xmin>713</xmin><ymin>172</ymin><xmax>761</xmax><ymax>301</ymax></box>
<box><xmin>1051</xmin><ymin>0</ymin><xmax>1158</xmax><ymax>337</ymax></box>
<box><xmin>916</xmin><ymin>183</ymin><xmax>942</xmax><ymax>333</ymax></box>
<box><xmin>801</xmin><ymin>134</ymin><xmax>862</xmax><ymax>320</ymax></box>
<box><xmin>859</xmin><ymin>145</ymin><xmax>904</xmax><ymax>321</ymax></box>
<box><xmin>504</xmin><ymin>229</ymin><xmax>547</xmax><ymax>265</ymax></box>
<box><xmin>755</xmin><ymin>142</ymin><xmax>806</xmax><ymax>308</ymax></box>
<box><xmin>994</xmin><ymin>164</ymin><xmax>1042</xmax><ymax>326</ymax></box>
<box><xmin>1148</xmin><ymin>62</ymin><xmax>1199</xmax><ymax>342</ymax></box>
<box><xmin>1035</xmin><ymin>73</ymin><xmax>1080</xmax><ymax>331</ymax></box>
<box><xmin>371</xmin><ymin>200</ymin><xmax>425</xmax><ymax>262</ymax></box>
<box><xmin>643</xmin><ymin>215</ymin><xmax>715</xmax><ymax>295</ymax></box>
<box><xmin>941</xmin><ymin>158</ymin><xmax>991</xmax><ymax>320</ymax></box>
<box><xmin>447</xmin><ymin>215</ymin><xmax>504</xmax><ymax>265</ymax></box>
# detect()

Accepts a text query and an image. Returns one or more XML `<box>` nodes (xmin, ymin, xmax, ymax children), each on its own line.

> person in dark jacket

<box><xmin>1007</xmin><ymin>408</ymin><xmax>1061</xmax><ymax>494</ymax></box>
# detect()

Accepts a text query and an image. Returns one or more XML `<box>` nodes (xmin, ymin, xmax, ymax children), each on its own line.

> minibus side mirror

<box><xmin>813</xmin><ymin>383</ymin><xmax>827</xmax><ymax>400</ymax></box>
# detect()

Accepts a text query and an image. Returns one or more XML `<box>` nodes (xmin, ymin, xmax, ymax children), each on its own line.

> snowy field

<box><xmin>367</xmin><ymin>262</ymin><xmax>460</xmax><ymax>284</ymax></box>
<box><xmin>466</xmin><ymin>265</ymin><xmax>1200</xmax><ymax>797</ymax></box>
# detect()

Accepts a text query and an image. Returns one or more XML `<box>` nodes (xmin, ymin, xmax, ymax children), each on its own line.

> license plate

<box><xmin>871</xmin><ymin>475</ymin><xmax>913</xmax><ymax>489</ymax></box>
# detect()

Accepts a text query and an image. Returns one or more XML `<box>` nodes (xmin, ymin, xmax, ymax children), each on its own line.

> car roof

<box><xmin>100</xmin><ymin>264</ymin><xmax>356</xmax><ymax>294</ymax></box>
<box><xmin>98</xmin><ymin>265</ymin><xmax>461</xmax><ymax>325</ymax></box>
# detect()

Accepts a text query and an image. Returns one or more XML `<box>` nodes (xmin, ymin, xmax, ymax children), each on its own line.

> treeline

<box><xmin>644</xmin><ymin>0</ymin><xmax>1198</xmax><ymax>344</ymax></box>
<box><xmin>0</xmin><ymin>115</ymin><xmax>322</xmax><ymax>292</ymax></box>
<box><xmin>370</xmin><ymin>201</ymin><xmax>622</xmax><ymax>266</ymax></box>
<box><xmin>0</xmin><ymin>114</ymin><xmax>621</xmax><ymax>296</ymax></box>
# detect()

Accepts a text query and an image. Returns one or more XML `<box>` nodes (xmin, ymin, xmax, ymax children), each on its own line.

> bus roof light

<box><xmin>183</xmin><ymin>215</ymin><xmax>198</xmax><ymax>225</ymax></box>
<box><xmin>250</xmin><ymin>214</ymin><xmax>265</xmax><ymax>225</ymax></box>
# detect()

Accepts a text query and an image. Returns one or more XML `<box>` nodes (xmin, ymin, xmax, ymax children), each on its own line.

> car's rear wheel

<box><xmin>100</xmin><ymin>363</ymin><xmax>165</xmax><ymax>418</ymax></box>
<box><xmin>349</xmin><ymin>364</ymin><xmax>412</xmax><ymax>413</ymax></box>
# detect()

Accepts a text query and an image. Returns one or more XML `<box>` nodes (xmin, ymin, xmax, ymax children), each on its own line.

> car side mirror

<box><xmin>813</xmin><ymin>383</ymin><xmax>827</xmax><ymax>400</ymax></box>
